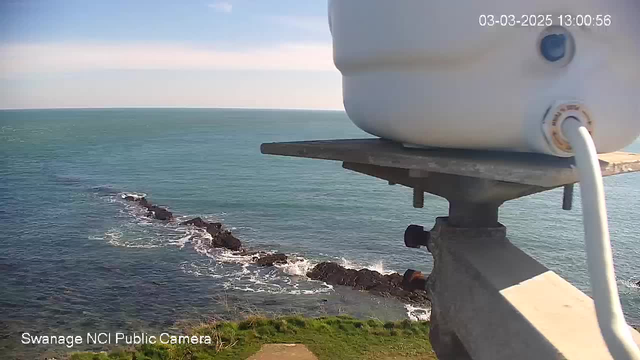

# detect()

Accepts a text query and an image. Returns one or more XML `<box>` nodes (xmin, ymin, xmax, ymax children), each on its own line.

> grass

<box><xmin>68</xmin><ymin>315</ymin><xmax>436</xmax><ymax>360</ymax></box>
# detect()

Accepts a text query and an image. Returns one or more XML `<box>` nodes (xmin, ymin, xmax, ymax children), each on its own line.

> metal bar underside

<box><xmin>261</xmin><ymin>138</ymin><xmax>640</xmax><ymax>188</ymax></box>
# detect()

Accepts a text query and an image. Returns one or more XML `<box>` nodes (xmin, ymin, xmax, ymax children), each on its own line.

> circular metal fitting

<box><xmin>542</xmin><ymin>101</ymin><xmax>594</xmax><ymax>156</ymax></box>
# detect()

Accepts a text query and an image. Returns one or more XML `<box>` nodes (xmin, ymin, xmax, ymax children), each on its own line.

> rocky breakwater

<box><xmin>121</xmin><ymin>193</ymin><xmax>430</xmax><ymax>305</ymax></box>
<box><xmin>307</xmin><ymin>262</ymin><xmax>430</xmax><ymax>305</ymax></box>
<box><xmin>122</xmin><ymin>195</ymin><xmax>242</xmax><ymax>251</ymax></box>
<box><xmin>123</xmin><ymin>194</ymin><xmax>174</xmax><ymax>221</ymax></box>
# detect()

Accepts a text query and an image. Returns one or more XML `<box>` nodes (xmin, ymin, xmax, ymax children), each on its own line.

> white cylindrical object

<box><xmin>329</xmin><ymin>0</ymin><xmax>640</xmax><ymax>156</ymax></box>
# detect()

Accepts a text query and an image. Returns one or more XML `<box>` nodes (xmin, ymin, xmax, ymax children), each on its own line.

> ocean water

<box><xmin>1</xmin><ymin>108</ymin><xmax>639</xmax><ymax>358</ymax></box>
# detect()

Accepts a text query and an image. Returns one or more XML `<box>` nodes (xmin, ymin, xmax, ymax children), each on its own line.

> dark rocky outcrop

<box><xmin>180</xmin><ymin>217</ymin><xmax>241</xmax><ymax>251</ymax></box>
<box><xmin>146</xmin><ymin>205</ymin><xmax>173</xmax><ymax>221</ymax></box>
<box><xmin>402</xmin><ymin>269</ymin><xmax>428</xmax><ymax>292</ymax></box>
<box><xmin>139</xmin><ymin>197</ymin><xmax>151</xmax><ymax>208</ymax></box>
<box><xmin>122</xmin><ymin>195</ymin><xmax>173</xmax><ymax>221</ymax></box>
<box><xmin>254</xmin><ymin>253</ymin><xmax>288</xmax><ymax>266</ymax></box>
<box><xmin>211</xmin><ymin>230</ymin><xmax>242</xmax><ymax>251</ymax></box>
<box><xmin>307</xmin><ymin>262</ymin><xmax>430</xmax><ymax>304</ymax></box>
<box><xmin>206</xmin><ymin>222</ymin><xmax>223</xmax><ymax>234</ymax></box>
<box><xmin>180</xmin><ymin>217</ymin><xmax>209</xmax><ymax>228</ymax></box>
<box><xmin>181</xmin><ymin>217</ymin><xmax>223</xmax><ymax>234</ymax></box>
<box><xmin>123</xmin><ymin>196</ymin><xmax>238</xmax><ymax>251</ymax></box>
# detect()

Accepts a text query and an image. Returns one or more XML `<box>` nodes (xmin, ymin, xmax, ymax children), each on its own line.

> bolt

<box><xmin>413</xmin><ymin>188</ymin><xmax>424</xmax><ymax>208</ymax></box>
<box><xmin>563</xmin><ymin>184</ymin><xmax>574</xmax><ymax>210</ymax></box>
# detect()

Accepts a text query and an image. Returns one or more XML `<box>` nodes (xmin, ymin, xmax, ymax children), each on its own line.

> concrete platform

<box><xmin>261</xmin><ymin>138</ymin><xmax>640</xmax><ymax>188</ymax></box>
<box><xmin>426</xmin><ymin>218</ymin><xmax>640</xmax><ymax>360</ymax></box>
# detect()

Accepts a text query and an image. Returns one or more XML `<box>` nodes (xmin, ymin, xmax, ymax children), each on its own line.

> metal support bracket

<box><xmin>260</xmin><ymin>138</ymin><xmax>640</xmax><ymax>360</ymax></box>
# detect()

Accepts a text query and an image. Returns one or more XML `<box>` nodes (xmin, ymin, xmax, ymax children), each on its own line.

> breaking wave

<box><xmin>404</xmin><ymin>304</ymin><xmax>431</xmax><ymax>321</ymax></box>
<box><xmin>339</xmin><ymin>258</ymin><xmax>395</xmax><ymax>275</ymax></box>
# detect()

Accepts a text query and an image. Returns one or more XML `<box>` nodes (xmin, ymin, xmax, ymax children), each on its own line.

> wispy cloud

<box><xmin>0</xmin><ymin>43</ymin><xmax>335</xmax><ymax>74</ymax></box>
<box><xmin>208</xmin><ymin>2</ymin><xmax>232</xmax><ymax>13</ymax></box>
<box><xmin>267</xmin><ymin>15</ymin><xmax>329</xmax><ymax>34</ymax></box>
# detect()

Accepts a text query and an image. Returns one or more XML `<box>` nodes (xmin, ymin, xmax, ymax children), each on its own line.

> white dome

<box><xmin>329</xmin><ymin>0</ymin><xmax>640</xmax><ymax>156</ymax></box>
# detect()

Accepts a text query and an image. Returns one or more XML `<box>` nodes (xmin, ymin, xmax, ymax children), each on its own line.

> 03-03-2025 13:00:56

<box><xmin>479</xmin><ymin>14</ymin><xmax>611</xmax><ymax>27</ymax></box>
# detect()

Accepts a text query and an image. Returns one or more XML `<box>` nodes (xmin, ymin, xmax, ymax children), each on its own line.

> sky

<box><xmin>0</xmin><ymin>0</ymin><xmax>343</xmax><ymax>110</ymax></box>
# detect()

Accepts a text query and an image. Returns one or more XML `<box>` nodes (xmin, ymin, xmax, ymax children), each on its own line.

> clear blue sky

<box><xmin>0</xmin><ymin>0</ymin><xmax>342</xmax><ymax>109</ymax></box>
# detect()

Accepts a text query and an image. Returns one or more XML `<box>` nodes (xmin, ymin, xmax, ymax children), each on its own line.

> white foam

<box><xmin>97</xmin><ymin>205</ymin><xmax>199</xmax><ymax>249</ymax></box>
<box><xmin>621</xmin><ymin>278</ymin><xmax>640</xmax><ymax>290</ymax></box>
<box><xmin>339</xmin><ymin>257</ymin><xmax>395</xmax><ymax>275</ymax></box>
<box><xmin>212</xmin><ymin>255</ymin><xmax>334</xmax><ymax>296</ymax></box>
<box><xmin>167</xmin><ymin>230</ymin><xmax>195</xmax><ymax>249</ymax></box>
<box><xmin>218</xmin><ymin>251</ymin><xmax>256</xmax><ymax>264</ymax></box>
<box><xmin>103</xmin><ymin>229</ymin><xmax>122</xmax><ymax>245</ymax></box>
<box><xmin>276</xmin><ymin>257</ymin><xmax>316</xmax><ymax>276</ymax></box>
<box><xmin>222</xmin><ymin>280</ymin><xmax>333</xmax><ymax>295</ymax></box>
<box><xmin>120</xmin><ymin>192</ymin><xmax>146</xmax><ymax>200</ymax></box>
<box><xmin>404</xmin><ymin>304</ymin><xmax>431</xmax><ymax>322</ymax></box>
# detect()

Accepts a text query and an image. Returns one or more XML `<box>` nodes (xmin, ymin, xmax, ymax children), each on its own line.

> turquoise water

<box><xmin>1</xmin><ymin>108</ymin><xmax>639</xmax><ymax>358</ymax></box>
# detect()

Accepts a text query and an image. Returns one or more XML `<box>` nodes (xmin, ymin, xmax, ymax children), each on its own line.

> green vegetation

<box><xmin>69</xmin><ymin>315</ymin><xmax>436</xmax><ymax>360</ymax></box>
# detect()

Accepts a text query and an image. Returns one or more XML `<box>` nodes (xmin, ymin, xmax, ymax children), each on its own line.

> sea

<box><xmin>1</xmin><ymin>108</ymin><xmax>639</xmax><ymax>359</ymax></box>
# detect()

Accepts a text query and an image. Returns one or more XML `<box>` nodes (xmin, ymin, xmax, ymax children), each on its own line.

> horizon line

<box><xmin>0</xmin><ymin>105</ymin><xmax>346</xmax><ymax>112</ymax></box>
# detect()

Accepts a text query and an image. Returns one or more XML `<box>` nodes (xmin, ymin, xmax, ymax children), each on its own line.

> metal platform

<box><xmin>261</xmin><ymin>138</ymin><xmax>640</xmax><ymax>188</ymax></box>
<box><xmin>261</xmin><ymin>138</ymin><xmax>640</xmax><ymax>360</ymax></box>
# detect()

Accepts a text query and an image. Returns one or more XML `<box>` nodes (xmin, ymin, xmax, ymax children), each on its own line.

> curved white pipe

<box><xmin>562</xmin><ymin>117</ymin><xmax>640</xmax><ymax>360</ymax></box>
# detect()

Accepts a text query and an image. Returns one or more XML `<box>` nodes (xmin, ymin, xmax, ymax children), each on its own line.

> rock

<box><xmin>139</xmin><ymin>197</ymin><xmax>151</xmax><ymax>208</ymax></box>
<box><xmin>181</xmin><ymin>217</ymin><xmax>222</xmax><ymax>235</ymax></box>
<box><xmin>238</xmin><ymin>249</ymin><xmax>260</xmax><ymax>257</ymax></box>
<box><xmin>180</xmin><ymin>217</ymin><xmax>228</xmax><ymax>241</ymax></box>
<box><xmin>206</xmin><ymin>222</ymin><xmax>223</xmax><ymax>235</ymax></box>
<box><xmin>636</xmin><ymin>280</ymin><xmax>640</xmax><ymax>287</ymax></box>
<box><xmin>402</xmin><ymin>269</ymin><xmax>428</xmax><ymax>291</ymax></box>
<box><xmin>122</xmin><ymin>194</ymin><xmax>147</xmax><ymax>204</ymax></box>
<box><xmin>182</xmin><ymin>218</ymin><xmax>239</xmax><ymax>251</ymax></box>
<box><xmin>254</xmin><ymin>253</ymin><xmax>288</xmax><ymax>266</ymax></box>
<box><xmin>211</xmin><ymin>230</ymin><xmax>242</xmax><ymax>251</ymax></box>
<box><xmin>180</xmin><ymin>217</ymin><xmax>209</xmax><ymax>228</ymax></box>
<box><xmin>353</xmin><ymin>268</ymin><xmax>388</xmax><ymax>290</ymax></box>
<box><xmin>122</xmin><ymin>195</ymin><xmax>172</xmax><ymax>221</ymax></box>
<box><xmin>146</xmin><ymin>205</ymin><xmax>173</xmax><ymax>221</ymax></box>
<box><xmin>307</xmin><ymin>262</ymin><xmax>430</xmax><ymax>304</ymax></box>
<box><xmin>181</xmin><ymin>217</ymin><xmax>239</xmax><ymax>251</ymax></box>
<box><xmin>307</xmin><ymin>262</ymin><xmax>358</xmax><ymax>287</ymax></box>
<box><xmin>180</xmin><ymin>217</ymin><xmax>209</xmax><ymax>229</ymax></box>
